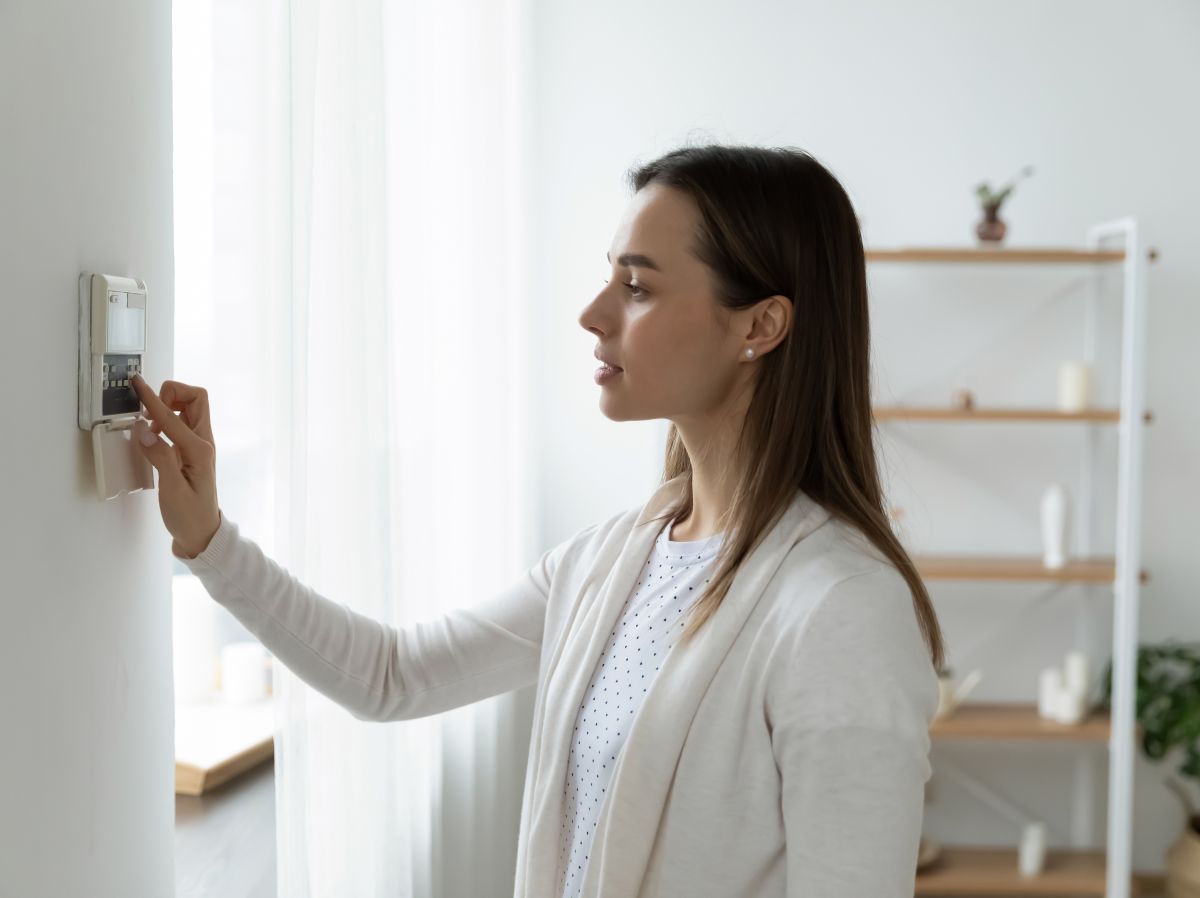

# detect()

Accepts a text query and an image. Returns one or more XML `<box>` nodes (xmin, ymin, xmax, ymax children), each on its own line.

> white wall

<box><xmin>527</xmin><ymin>0</ymin><xmax>1200</xmax><ymax>873</ymax></box>
<box><xmin>0</xmin><ymin>0</ymin><xmax>1194</xmax><ymax>889</ymax></box>
<box><xmin>0</xmin><ymin>0</ymin><xmax>176</xmax><ymax>895</ymax></box>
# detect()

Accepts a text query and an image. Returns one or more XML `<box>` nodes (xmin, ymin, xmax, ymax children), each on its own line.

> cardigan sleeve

<box><xmin>767</xmin><ymin>564</ymin><xmax>939</xmax><ymax>898</ymax></box>
<box><xmin>176</xmin><ymin>511</ymin><xmax>570</xmax><ymax>723</ymax></box>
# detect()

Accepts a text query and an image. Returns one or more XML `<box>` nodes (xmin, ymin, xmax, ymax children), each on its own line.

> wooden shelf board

<box><xmin>913</xmin><ymin>554</ymin><xmax>1149</xmax><ymax>584</ymax></box>
<box><xmin>866</xmin><ymin>247</ymin><xmax>1125</xmax><ymax>264</ymax></box>
<box><xmin>930</xmin><ymin>703</ymin><xmax>1113</xmax><ymax>743</ymax></box>
<box><xmin>916</xmin><ymin>845</ymin><xmax>1160</xmax><ymax>896</ymax></box>
<box><xmin>873</xmin><ymin>406</ymin><xmax>1156</xmax><ymax>423</ymax></box>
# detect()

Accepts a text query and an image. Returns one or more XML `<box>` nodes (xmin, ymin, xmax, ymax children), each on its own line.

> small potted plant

<box><xmin>974</xmin><ymin>165</ymin><xmax>1034</xmax><ymax>243</ymax></box>
<box><xmin>1100</xmin><ymin>642</ymin><xmax>1200</xmax><ymax>897</ymax></box>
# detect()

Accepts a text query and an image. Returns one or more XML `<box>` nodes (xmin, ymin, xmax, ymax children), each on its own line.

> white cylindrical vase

<box><xmin>1041</xmin><ymin>483</ymin><xmax>1069</xmax><ymax>569</ymax></box>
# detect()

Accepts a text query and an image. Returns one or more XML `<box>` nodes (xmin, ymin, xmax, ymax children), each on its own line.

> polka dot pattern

<box><xmin>555</xmin><ymin>518</ymin><xmax>724</xmax><ymax>898</ymax></box>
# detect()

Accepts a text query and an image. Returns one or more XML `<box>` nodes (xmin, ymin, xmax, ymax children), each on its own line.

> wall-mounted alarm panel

<box><xmin>77</xmin><ymin>273</ymin><xmax>154</xmax><ymax>500</ymax></box>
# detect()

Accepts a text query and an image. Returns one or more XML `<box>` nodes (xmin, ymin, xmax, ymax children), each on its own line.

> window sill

<box><xmin>175</xmin><ymin>697</ymin><xmax>275</xmax><ymax>796</ymax></box>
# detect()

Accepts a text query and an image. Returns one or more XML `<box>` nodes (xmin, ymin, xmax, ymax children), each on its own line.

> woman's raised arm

<box><xmin>179</xmin><ymin>513</ymin><xmax>567</xmax><ymax>722</ymax></box>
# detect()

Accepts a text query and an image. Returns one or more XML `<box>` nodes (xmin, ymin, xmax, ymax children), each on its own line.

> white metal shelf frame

<box><xmin>1090</xmin><ymin>218</ymin><xmax>1149</xmax><ymax>898</ymax></box>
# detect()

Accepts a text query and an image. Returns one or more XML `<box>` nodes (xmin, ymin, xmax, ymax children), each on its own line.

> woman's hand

<box><xmin>130</xmin><ymin>374</ymin><xmax>222</xmax><ymax>559</ymax></box>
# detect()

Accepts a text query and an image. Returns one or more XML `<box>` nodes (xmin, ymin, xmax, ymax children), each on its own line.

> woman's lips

<box><xmin>594</xmin><ymin>363</ymin><xmax>623</xmax><ymax>385</ymax></box>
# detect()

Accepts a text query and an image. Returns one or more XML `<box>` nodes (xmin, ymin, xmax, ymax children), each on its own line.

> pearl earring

<box><xmin>744</xmin><ymin>348</ymin><xmax>755</xmax><ymax>359</ymax></box>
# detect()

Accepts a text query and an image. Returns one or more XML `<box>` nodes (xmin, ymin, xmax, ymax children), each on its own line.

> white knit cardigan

<box><xmin>178</xmin><ymin>472</ymin><xmax>938</xmax><ymax>897</ymax></box>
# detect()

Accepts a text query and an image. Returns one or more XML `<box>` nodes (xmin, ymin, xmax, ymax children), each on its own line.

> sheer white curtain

<box><xmin>174</xmin><ymin>0</ymin><xmax>537</xmax><ymax>894</ymax></box>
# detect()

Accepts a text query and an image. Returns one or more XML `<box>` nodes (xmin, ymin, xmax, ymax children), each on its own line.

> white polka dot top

<box><xmin>555</xmin><ymin>516</ymin><xmax>725</xmax><ymax>898</ymax></box>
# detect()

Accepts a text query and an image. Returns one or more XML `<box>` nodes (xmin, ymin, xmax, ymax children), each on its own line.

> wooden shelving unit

<box><xmin>866</xmin><ymin>246</ymin><xmax>1126</xmax><ymax>264</ymax></box>
<box><xmin>913</xmin><ymin>554</ymin><xmax>1149</xmax><ymax>585</ymax></box>
<box><xmin>868</xmin><ymin>226</ymin><xmax>1153</xmax><ymax>897</ymax></box>
<box><xmin>930</xmin><ymin>703</ymin><xmax>1116</xmax><ymax>743</ymax></box>
<box><xmin>916</xmin><ymin>846</ymin><xmax>1162</xmax><ymax>896</ymax></box>
<box><xmin>873</xmin><ymin>405</ymin><xmax>1154</xmax><ymax>424</ymax></box>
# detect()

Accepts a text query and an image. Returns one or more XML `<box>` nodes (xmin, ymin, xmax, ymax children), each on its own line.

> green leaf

<box><xmin>1115</xmin><ymin>642</ymin><xmax>1200</xmax><ymax>791</ymax></box>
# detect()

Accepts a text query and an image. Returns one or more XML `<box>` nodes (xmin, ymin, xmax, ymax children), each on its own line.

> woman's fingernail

<box><xmin>139</xmin><ymin>430</ymin><xmax>156</xmax><ymax>447</ymax></box>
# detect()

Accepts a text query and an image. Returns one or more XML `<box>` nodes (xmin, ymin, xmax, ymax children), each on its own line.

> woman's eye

<box><xmin>602</xmin><ymin>279</ymin><xmax>647</xmax><ymax>298</ymax></box>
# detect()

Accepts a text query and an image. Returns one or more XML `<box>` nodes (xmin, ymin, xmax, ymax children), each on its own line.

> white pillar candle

<box><xmin>1054</xmin><ymin>684</ymin><xmax>1087</xmax><ymax>725</ymax></box>
<box><xmin>1018</xmin><ymin>822</ymin><xmax>1047</xmax><ymax>876</ymax></box>
<box><xmin>1064</xmin><ymin>651</ymin><xmax>1090</xmax><ymax>699</ymax></box>
<box><xmin>1038</xmin><ymin>667</ymin><xmax>1063</xmax><ymax>719</ymax></box>
<box><xmin>220</xmin><ymin>641</ymin><xmax>268</xmax><ymax>704</ymax></box>
<box><xmin>1058</xmin><ymin>361</ymin><xmax>1091</xmax><ymax>412</ymax></box>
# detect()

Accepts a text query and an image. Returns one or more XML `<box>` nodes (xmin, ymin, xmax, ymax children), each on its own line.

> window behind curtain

<box><xmin>172</xmin><ymin>0</ymin><xmax>277</xmax><ymax>579</ymax></box>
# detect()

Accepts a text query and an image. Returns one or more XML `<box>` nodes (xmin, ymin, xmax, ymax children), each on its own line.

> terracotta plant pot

<box><xmin>976</xmin><ymin>202</ymin><xmax>1007</xmax><ymax>243</ymax></box>
<box><xmin>1167</xmin><ymin>823</ymin><xmax>1200</xmax><ymax>898</ymax></box>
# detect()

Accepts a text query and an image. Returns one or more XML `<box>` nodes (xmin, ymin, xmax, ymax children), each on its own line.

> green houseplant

<box><xmin>973</xmin><ymin>165</ymin><xmax>1034</xmax><ymax>243</ymax></box>
<box><xmin>1100</xmin><ymin>641</ymin><xmax>1200</xmax><ymax>897</ymax></box>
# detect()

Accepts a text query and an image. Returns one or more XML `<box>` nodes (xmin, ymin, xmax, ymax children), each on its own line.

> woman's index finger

<box><xmin>131</xmin><ymin>375</ymin><xmax>203</xmax><ymax>450</ymax></box>
<box><xmin>159</xmin><ymin>379</ymin><xmax>203</xmax><ymax>407</ymax></box>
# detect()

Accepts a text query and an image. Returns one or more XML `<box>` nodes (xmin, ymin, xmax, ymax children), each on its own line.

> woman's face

<box><xmin>579</xmin><ymin>183</ymin><xmax>751</xmax><ymax>424</ymax></box>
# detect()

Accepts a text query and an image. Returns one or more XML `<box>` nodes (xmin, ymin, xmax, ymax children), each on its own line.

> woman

<box><xmin>132</xmin><ymin>143</ymin><xmax>944</xmax><ymax>898</ymax></box>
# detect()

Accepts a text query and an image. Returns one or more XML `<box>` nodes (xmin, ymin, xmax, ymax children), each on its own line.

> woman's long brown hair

<box><xmin>629</xmin><ymin>143</ymin><xmax>944</xmax><ymax>671</ymax></box>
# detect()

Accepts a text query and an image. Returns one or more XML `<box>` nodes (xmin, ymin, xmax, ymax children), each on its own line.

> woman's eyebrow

<box><xmin>606</xmin><ymin>251</ymin><xmax>662</xmax><ymax>272</ymax></box>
